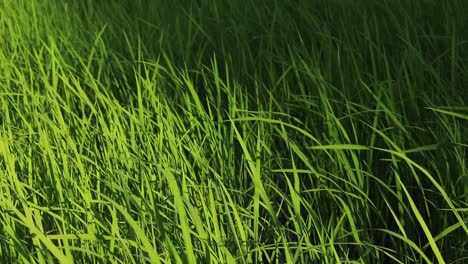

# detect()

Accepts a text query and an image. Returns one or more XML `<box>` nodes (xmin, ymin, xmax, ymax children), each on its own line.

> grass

<box><xmin>0</xmin><ymin>0</ymin><xmax>467</xmax><ymax>263</ymax></box>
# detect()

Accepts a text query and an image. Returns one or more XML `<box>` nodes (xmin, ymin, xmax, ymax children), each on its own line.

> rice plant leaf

<box><xmin>426</xmin><ymin>107</ymin><xmax>468</xmax><ymax>120</ymax></box>
<box><xmin>308</xmin><ymin>144</ymin><xmax>371</xmax><ymax>150</ymax></box>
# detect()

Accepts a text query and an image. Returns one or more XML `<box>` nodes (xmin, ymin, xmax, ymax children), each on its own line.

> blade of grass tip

<box><xmin>85</xmin><ymin>24</ymin><xmax>108</xmax><ymax>75</ymax></box>
<box><xmin>426</xmin><ymin>107</ymin><xmax>468</xmax><ymax>120</ymax></box>
<box><xmin>402</xmin><ymin>144</ymin><xmax>440</xmax><ymax>154</ymax></box>
<box><xmin>98</xmin><ymin>194</ymin><xmax>162</xmax><ymax>264</ymax></box>
<box><xmin>181</xmin><ymin>67</ymin><xmax>205</xmax><ymax>115</ymax></box>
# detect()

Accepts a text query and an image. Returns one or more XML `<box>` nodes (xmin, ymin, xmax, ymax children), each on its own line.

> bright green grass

<box><xmin>1</xmin><ymin>0</ymin><xmax>467</xmax><ymax>263</ymax></box>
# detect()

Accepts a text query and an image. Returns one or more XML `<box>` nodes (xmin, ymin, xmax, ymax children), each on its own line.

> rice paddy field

<box><xmin>0</xmin><ymin>0</ymin><xmax>467</xmax><ymax>263</ymax></box>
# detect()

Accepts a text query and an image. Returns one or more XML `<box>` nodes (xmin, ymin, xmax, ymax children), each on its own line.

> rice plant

<box><xmin>0</xmin><ymin>0</ymin><xmax>467</xmax><ymax>263</ymax></box>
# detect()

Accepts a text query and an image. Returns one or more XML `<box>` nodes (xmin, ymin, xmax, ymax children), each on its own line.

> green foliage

<box><xmin>0</xmin><ymin>0</ymin><xmax>467</xmax><ymax>263</ymax></box>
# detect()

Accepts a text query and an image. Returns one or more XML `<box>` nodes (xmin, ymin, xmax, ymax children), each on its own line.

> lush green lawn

<box><xmin>1</xmin><ymin>0</ymin><xmax>467</xmax><ymax>263</ymax></box>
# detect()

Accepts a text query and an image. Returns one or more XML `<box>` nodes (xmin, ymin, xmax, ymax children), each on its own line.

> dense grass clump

<box><xmin>0</xmin><ymin>0</ymin><xmax>467</xmax><ymax>263</ymax></box>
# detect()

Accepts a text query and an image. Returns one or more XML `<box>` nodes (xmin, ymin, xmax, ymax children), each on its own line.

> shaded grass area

<box><xmin>0</xmin><ymin>0</ymin><xmax>467</xmax><ymax>263</ymax></box>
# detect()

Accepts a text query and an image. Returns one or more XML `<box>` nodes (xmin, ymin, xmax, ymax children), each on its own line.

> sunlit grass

<box><xmin>1</xmin><ymin>0</ymin><xmax>467</xmax><ymax>263</ymax></box>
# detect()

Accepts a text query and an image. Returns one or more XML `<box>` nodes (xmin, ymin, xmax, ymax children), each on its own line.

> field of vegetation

<box><xmin>0</xmin><ymin>0</ymin><xmax>467</xmax><ymax>263</ymax></box>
